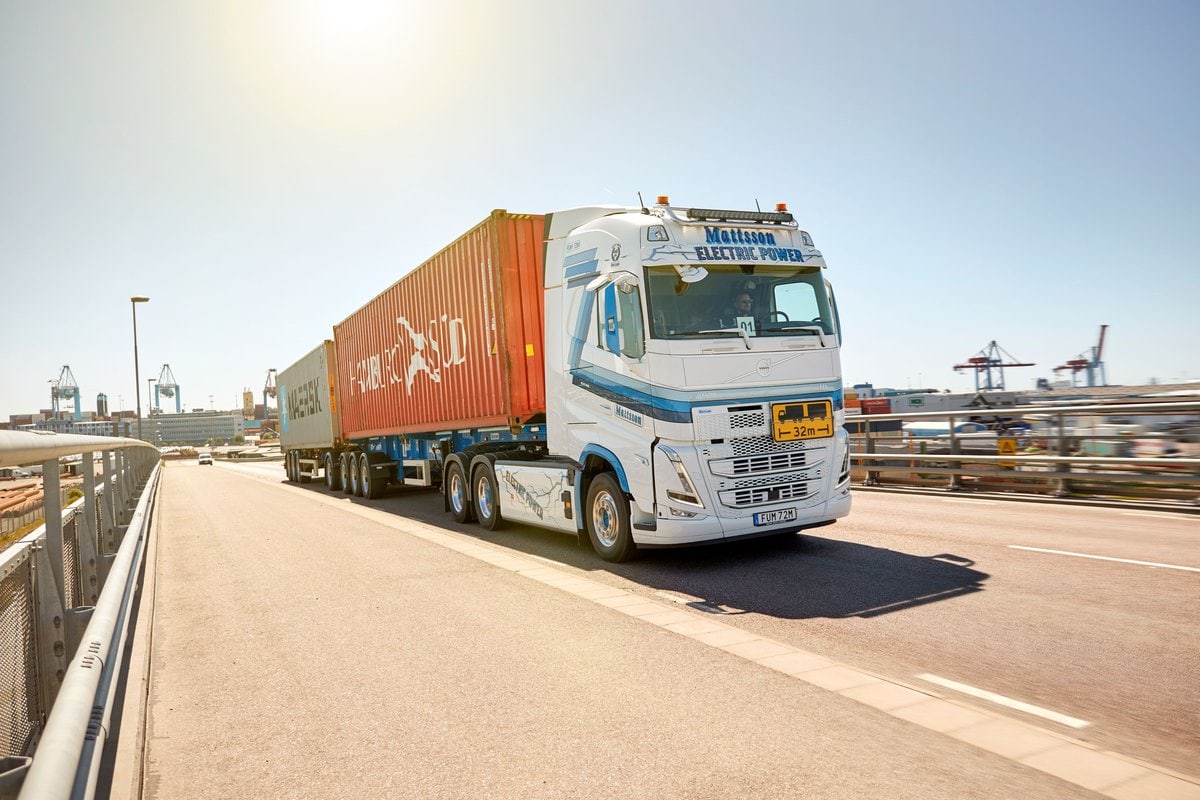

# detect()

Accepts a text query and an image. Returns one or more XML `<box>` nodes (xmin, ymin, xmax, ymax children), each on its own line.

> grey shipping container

<box><xmin>278</xmin><ymin>340</ymin><xmax>341</xmax><ymax>452</ymax></box>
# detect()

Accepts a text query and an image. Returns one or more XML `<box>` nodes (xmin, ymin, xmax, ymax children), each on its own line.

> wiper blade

<box><xmin>697</xmin><ymin>327</ymin><xmax>752</xmax><ymax>350</ymax></box>
<box><xmin>775</xmin><ymin>325</ymin><xmax>828</xmax><ymax>347</ymax></box>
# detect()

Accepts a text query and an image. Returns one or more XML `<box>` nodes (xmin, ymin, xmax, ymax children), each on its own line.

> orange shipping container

<box><xmin>333</xmin><ymin>211</ymin><xmax>546</xmax><ymax>440</ymax></box>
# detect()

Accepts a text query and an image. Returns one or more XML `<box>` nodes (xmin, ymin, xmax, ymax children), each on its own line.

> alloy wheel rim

<box><xmin>476</xmin><ymin>476</ymin><xmax>492</xmax><ymax>519</ymax></box>
<box><xmin>450</xmin><ymin>472</ymin><xmax>465</xmax><ymax>513</ymax></box>
<box><xmin>592</xmin><ymin>491</ymin><xmax>619</xmax><ymax>548</ymax></box>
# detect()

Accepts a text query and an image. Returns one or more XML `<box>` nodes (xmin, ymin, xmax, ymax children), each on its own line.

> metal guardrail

<box><xmin>0</xmin><ymin>431</ymin><xmax>159</xmax><ymax>800</ymax></box>
<box><xmin>849</xmin><ymin>400</ymin><xmax>1200</xmax><ymax>506</ymax></box>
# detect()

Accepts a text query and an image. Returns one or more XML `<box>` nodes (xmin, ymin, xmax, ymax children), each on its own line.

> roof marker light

<box><xmin>656</xmin><ymin>195</ymin><xmax>670</xmax><ymax>205</ymax></box>
<box><xmin>776</xmin><ymin>203</ymin><xmax>789</xmax><ymax>212</ymax></box>
<box><xmin>685</xmin><ymin>208</ymin><xmax>795</xmax><ymax>224</ymax></box>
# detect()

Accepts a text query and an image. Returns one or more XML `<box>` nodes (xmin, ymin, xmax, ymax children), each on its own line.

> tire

<box><xmin>473</xmin><ymin>462</ymin><xmax>501</xmax><ymax>531</ymax></box>
<box><xmin>349</xmin><ymin>453</ymin><xmax>364</xmax><ymax>497</ymax></box>
<box><xmin>361</xmin><ymin>453</ymin><xmax>385</xmax><ymax>500</ymax></box>
<box><xmin>285</xmin><ymin>452</ymin><xmax>295</xmax><ymax>482</ymax></box>
<box><xmin>340</xmin><ymin>452</ymin><xmax>355</xmax><ymax>495</ymax></box>
<box><xmin>446</xmin><ymin>460</ymin><xmax>475</xmax><ymax>524</ymax></box>
<box><xmin>324</xmin><ymin>453</ymin><xmax>339</xmax><ymax>490</ymax></box>
<box><xmin>586</xmin><ymin>473</ymin><xmax>635</xmax><ymax>562</ymax></box>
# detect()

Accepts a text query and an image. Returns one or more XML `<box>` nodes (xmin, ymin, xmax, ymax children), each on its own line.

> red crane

<box><xmin>1054</xmin><ymin>325</ymin><xmax>1108</xmax><ymax>387</ymax></box>
<box><xmin>263</xmin><ymin>368</ymin><xmax>277</xmax><ymax>419</ymax></box>
<box><xmin>953</xmin><ymin>341</ymin><xmax>1035</xmax><ymax>391</ymax></box>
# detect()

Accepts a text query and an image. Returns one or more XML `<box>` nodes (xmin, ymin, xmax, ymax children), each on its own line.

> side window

<box><xmin>617</xmin><ymin>282</ymin><xmax>645</xmax><ymax>359</ymax></box>
<box><xmin>597</xmin><ymin>281</ymin><xmax>645</xmax><ymax>359</ymax></box>
<box><xmin>600</xmin><ymin>285</ymin><xmax>620</xmax><ymax>352</ymax></box>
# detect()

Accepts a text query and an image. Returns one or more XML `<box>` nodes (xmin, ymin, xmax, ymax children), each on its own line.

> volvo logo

<box><xmin>756</xmin><ymin>359</ymin><xmax>771</xmax><ymax>377</ymax></box>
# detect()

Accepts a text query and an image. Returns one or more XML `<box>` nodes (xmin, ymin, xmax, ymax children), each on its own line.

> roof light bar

<box><xmin>685</xmin><ymin>207</ymin><xmax>795</xmax><ymax>224</ymax></box>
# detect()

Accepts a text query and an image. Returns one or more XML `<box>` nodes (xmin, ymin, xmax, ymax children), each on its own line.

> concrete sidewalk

<box><xmin>101</xmin><ymin>464</ymin><xmax>1188</xmax><ymax>799</ymax></box>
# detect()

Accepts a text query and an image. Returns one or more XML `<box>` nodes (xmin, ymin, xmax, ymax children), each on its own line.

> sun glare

<box><xmin>277</xmin><ymin>0</ymin><xmax>407</xmax><ymax>74</ymax></box>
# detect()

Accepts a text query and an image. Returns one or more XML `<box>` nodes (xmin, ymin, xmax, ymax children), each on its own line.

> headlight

<box><xmin>659</xmin><ymin>445</ymin><xmax>705</xmax><ymax>509</ymax></box>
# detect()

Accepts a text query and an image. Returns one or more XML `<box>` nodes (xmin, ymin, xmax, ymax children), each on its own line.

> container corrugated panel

<box><xmin>334</xmin><ymin>211</ymin><xmax>546</xmax><ymax>440</ymax></box>
<box><xmin>860</xmin><ymin>397</ymin><xmax>892</xmax><ymax>415</ymax></box>
<box><xmin>278</xmin><ymin>340</ymin><xmax>341</xmax><ymax>450</ymax></box>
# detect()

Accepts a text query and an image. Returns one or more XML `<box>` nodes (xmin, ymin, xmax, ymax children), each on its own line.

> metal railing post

<box><xmin>117</xmin><ymin>450</ymin><xmax>132</xmax><ymax>524</ymax></box>
<box><xmin>101</xmin><ymin>452</ymin><xmax>116</xmax><ymax>551</ymax></box>
<box><xmin>1055</xmin><ymin>410</ymin><xmax>1071</xmax><ymax>496</ymax></box>
<box><xmin>78</xmin><ymin>452</ymin><xmax>100</xmax><ymax>606</ymax></box>
<box><xmin>947</xmin><ymin>414</ymin><xmax>961</xmax><ymax>491</ymax></box>
<box><xmin>31</xmin><ymin>541</ymin><xmax>68</xmax><ymax>717</ymax></box>
<box><xmin>41</xmin><ymin>459</ymin><xmax>66</xmax><ymax>610</ymax></box>
<box><xmin>863</xmin><ymin>421</ymin><xmax>879</xmax><ymax>486</ymax></box>
<box><xmin>98</xmin><ymin>452</ymin><xmax>118</xmax><ymax>594</ymax></box>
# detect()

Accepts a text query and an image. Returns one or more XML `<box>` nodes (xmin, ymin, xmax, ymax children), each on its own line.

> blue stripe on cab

<box><xmin>564</xmin><ymin>259</ymin><xmax>599</xmax><ymax>280</ymax></box>
<box><xmin>570</xmin><ymin>363</ymin><xmax>844</xmax><ymax>423</ymax></box>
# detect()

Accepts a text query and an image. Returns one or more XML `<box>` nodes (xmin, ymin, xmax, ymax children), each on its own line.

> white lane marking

<box><xmin>1008</xmin><ymin>545</ymin><xmax>1200</xmax><ymax>573</ymax></box>
<box><xmin>940</xmin><ymin>499</ymin><xmax>997</xmax><ymax>505</ymax></box>
<box><xmin>916</xmin><ymin>674</ymin><xmax>1090</xmax><ymax>729</ymax></box>
<box><xmin>1122</xmin><ymin>511</ymin><xmax>1197</xmax><ymax>521</ymax></box>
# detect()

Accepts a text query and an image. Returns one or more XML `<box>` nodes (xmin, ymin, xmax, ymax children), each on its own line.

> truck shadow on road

<box><xmin>616</xmin><ymin>535</ymin><xmax>988</xmax><ymax>620</ymax></box>
<box><xmin>318</xmin><ymin>486</ymin><xmax>990</xmax><ymax>620</ymax></box>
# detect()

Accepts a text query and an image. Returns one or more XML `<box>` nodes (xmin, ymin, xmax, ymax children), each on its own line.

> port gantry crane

<box><xmin>49</xmin><ymin>365</ymin><xmax>82</xmax><ymax>420</ymax></box>
<box><xmin>953</xmin><ymin>341</ymin><xmax>1035</xmax><ymax>392</ymax></box>
<box><xmin>263</xmin><ymin>368</ymin><xmax>278</xmax><ymax>420</ymax></box>
<box><xmin>155</xmin><ymin>364</ymin><xmax>182</xmax><ymax>414</ymax></box>
<box><xmin>1054</xmin><ymin>324</ymin><xmax>1108</xmax><ymax>388</ymax></box>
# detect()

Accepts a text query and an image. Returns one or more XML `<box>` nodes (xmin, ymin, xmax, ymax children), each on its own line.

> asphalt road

<box><xmin>116</xmin><ymin>460</ymin><xmax>1199</xmax><ymax>798</ymax></box>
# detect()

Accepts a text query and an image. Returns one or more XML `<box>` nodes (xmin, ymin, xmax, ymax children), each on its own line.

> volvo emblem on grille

<box><xmin>756</xmin><ymin>359</ymin><xmax>771</xmax><ymax>377</ymax></box>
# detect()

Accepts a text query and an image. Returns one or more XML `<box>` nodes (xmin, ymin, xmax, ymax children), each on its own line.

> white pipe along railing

<box><xmin>0</xmin><ymin>431</ymin><xmax>159</xmax><ymax>800</ymax></box>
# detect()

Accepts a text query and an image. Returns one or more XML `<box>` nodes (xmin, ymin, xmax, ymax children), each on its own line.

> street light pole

<box><xmin>131</xmin><ymin>296</ymin><xmax>150</xmax><ymax>440</ymax></box>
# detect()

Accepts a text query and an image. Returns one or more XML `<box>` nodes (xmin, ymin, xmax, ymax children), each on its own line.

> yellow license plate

<box><xmin>772</xmin><ymin>400</ymin><xmax>834</xmax><ymax>442</ymax></box>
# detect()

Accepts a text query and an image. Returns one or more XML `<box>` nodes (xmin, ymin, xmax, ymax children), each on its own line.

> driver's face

<box><xmin>735</xmin><ymin>294</ymin><xmax>753</xmax><ymax>312</ymax></box>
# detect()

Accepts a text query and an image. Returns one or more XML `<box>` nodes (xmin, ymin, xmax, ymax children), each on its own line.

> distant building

<box><xmin>146</xmin><ymin>410</ymin><xmax>245</xmax><ymax>445</ymax></box>
<box><xmin>24</xmin><ymin>418</ymin><xmax>134</xmax><ymax>437</ymax></box>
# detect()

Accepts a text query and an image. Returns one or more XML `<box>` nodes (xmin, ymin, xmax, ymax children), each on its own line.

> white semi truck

<box><xmin>278</xmin><ymin>197</ymin><xmax>851</xmax><ymax>561</ymax></box>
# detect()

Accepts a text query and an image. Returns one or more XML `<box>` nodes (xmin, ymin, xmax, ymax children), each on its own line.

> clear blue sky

<box><xmin>2</xmin><ymin>0</ymin><xmax>1197</xmax><ymax>420</ymax></box>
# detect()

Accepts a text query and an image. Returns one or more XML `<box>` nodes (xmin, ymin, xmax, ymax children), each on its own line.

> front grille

<box><xmin>707</xmin><ymin>437</ymin><xmax>829</xmax><ymax>509</ymax></box>
<box><xmin>729</xmin><ymin>411</ymin><xmax>766</xmax><ymax>430</ymax></box>
<box><xmin>711</xmin><ymin>451</ymin><xmax>807</xmax><ymax>477</ymax></box>
<box><xmin>720</xmin><ymin>470</ymin><xmax>820</xmax><ymax>489</ymax></box>
<box><xmin>729</xmin><ymin>436</ymin><xmax>812</xmax><ymax>456</ymax></box>
<box><xmin>720</xmin><ymin>482</ymin><xmax>810</xmax><ymax>508</ymax></box>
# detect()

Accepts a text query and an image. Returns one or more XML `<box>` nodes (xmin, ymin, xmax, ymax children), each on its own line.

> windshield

<box><xmin>644</xmin><ymin>264</ymin><xmax>836</xmax><ymax>341</ymax></box>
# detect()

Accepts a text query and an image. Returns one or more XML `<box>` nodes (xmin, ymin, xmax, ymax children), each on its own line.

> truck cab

<box><xmin>542</xmin><ymin>198</ymin><xmax>851</xmax><ymax>556</ymax></box>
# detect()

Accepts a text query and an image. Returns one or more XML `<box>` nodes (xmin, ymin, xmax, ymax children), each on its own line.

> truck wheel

<box><xmin>349</xmin><ymin>453</ymin><xmax>363</xmax><ymax>496</ymax></box>
<box><xmin>446</xmin><ymin>461</ymin><xmax>475</xmax><ymax>524</ymax></box>
<box><xmin>285</xmin><ymin>452</ymin><xmax>295</xmax><ymax>482</ymax></box>
<box><xmin>474</xmin><ymin>462</ymin><xmax>502</xmax><ymax>531</ymax></box>
<box><xmin>340</xmin><ymin>452</ymin><xmax>355</xmax><ymax>495</ymax></box>
<box><xmin>586</xmin><ymin>473</ymin><xmax>635</xmax><ymax>562</ymax></box>
<box><xmin>324</xmin><ymin>453</ymin><xmax>339</xmax><ymax>490</ymax></box>
<box><xmin>360</xmin><ymin>453</ymin><xmax>385</xmax><ymax>500</ymax></box>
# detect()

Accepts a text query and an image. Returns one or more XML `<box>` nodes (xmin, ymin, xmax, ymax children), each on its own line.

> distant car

<box><xmin>198</xmin><ymin>453</ymin><xmax>213</xmax><ymax>465</ymax></box>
